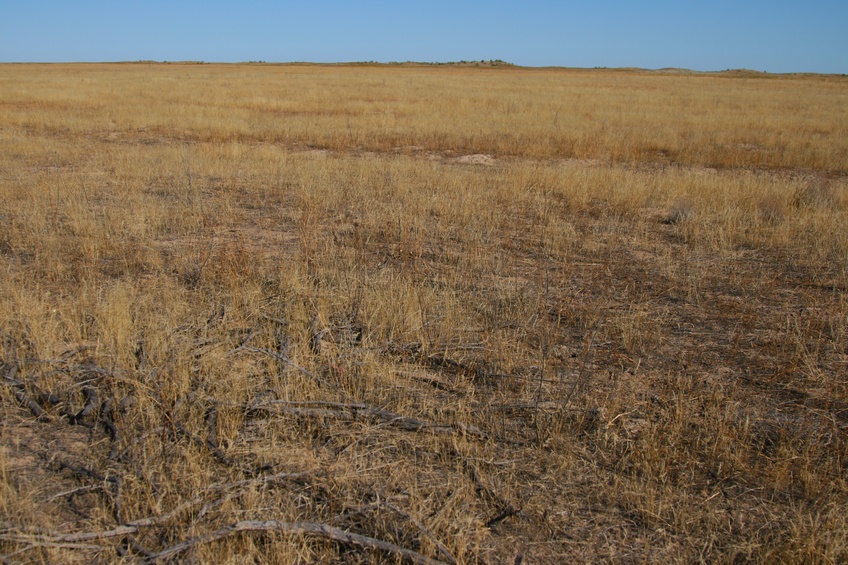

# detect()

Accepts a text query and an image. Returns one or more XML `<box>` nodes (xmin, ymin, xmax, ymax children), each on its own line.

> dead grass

<box><xmin>1</xmin><ymin>63</ymin><xmax>847</xmax><ymax>563</ymax></box>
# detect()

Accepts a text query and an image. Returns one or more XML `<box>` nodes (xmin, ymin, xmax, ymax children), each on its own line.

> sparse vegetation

<box><xmin>1</xmin><ymin>63</ymin><xmax>847</xmax><ymax>563</ymax></box>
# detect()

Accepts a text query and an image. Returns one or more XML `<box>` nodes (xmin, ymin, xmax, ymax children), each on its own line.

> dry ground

<box><xmin>1</xmin><ymin>64</ymin><xmax>847</xmax><ymax>563</ymax></box>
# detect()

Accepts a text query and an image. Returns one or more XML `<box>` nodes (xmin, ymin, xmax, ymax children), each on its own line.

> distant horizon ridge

<box><xmin>2</xmin><ymin>59</ymin><xmax>845</xmax><ymax>75</ymax></box>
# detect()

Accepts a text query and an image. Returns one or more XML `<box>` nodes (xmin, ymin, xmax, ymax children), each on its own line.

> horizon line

<box><xmin>1</xmin><ymin>60</ymin><xmax>845</xmax><ymax>76</ymax></box>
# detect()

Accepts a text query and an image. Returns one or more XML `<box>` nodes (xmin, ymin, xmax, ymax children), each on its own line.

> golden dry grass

<box><xmin>1</xmin><ymin>63</ymin><xmax>847</xmax><ymax>563</ymax></box>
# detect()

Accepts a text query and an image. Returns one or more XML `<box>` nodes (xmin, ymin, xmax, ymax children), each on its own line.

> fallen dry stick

<box><xmin>0</xmin><ymin>470</ymin><xmax>321</xmax><ymax>552</ymax></box>
<box><xmin>247</xmin><ymin>399</ymin><xmax>487</xmax><ymax>438</ymax></box>
<box><xmin>1</xmin><ymin>518</ymin><xmax>449</xmax><ymax>565</ymax></box>
<box><xmin>145</xmin><ymin>520</ymin><xmax>449</xmax><ymax>564</ymax></box>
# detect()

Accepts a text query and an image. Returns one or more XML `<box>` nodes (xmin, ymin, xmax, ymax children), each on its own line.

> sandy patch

<box><xmin>454</xmin><ymin>154</ymin><xmax>496</xmax><ymax>166</ymax></box>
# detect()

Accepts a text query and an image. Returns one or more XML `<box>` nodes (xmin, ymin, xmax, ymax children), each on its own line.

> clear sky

<box><xmin>1</xmin><ymin>1</ymin><xmax>846</xmax><ymax>73</ymax></box>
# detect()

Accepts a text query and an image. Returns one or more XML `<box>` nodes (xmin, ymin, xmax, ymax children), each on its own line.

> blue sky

<box><xmin>1</xmin><ymin>1</ymin><xmax>846</xmax><ymax>73</ymax></box>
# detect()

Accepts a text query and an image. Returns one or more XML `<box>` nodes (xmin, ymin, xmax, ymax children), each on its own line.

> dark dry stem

<box><xmin>145</xmin><ymin>520</ymin><xmax>449</xmax><ymax>565</ymax></box>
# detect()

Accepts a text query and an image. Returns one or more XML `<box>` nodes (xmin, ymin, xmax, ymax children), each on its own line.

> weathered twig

<box><xmin>0</xmin><ymin>525</ymin><xmax>139</xmax><ymax>545</ymax></box>
<box><xmin>144</xmin><ymin>520</ymin><xmax>448</xmax><ymax>564</ymax></box>
<box><xmin>247</xmin><ymin>400</ymin><xmax>486</xmax><ymax>438</ymax></box>
<box><xmin>47</xmin><ymin>485</ymin><xmax>103</xmax><ymax>502</ymax></box>
<box><xmin>0</xmin><ymin>470</ymin><xmax>320</xmax><ymax>547</ymax></box>
<box><xmin>1</xmin><ymin>539</ymin><xmax>111</xmax><ymax>557</ymax></box>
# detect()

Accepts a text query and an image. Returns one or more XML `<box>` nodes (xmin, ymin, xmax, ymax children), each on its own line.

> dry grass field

<box><xmin>1</xmin><ymin>63</ymin><xmax>847</xmax><ymax>563</ymax></box>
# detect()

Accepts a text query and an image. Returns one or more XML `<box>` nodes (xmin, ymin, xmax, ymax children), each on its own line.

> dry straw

<box><xmin>1</xmin><ymin>63</ymin><xmax>846</xmax><ymax>563</ymax></box>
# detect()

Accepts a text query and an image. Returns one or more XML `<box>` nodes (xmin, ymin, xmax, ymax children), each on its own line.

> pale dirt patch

<box><xmin>454</xmin><ymin>154</ymin><xmax>497</xmax><ymax>166</ymax></box>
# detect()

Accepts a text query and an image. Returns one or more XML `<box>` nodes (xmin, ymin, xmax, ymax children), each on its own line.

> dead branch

<box><xmin>0</xmin><ymin>525</ymin><xmax>139</xmax><ymax>545</ymax></box>
<box><xmin>144</xmin><ymin>520</ymin><xmax>449</xmax><ymax>564</ymax></box>
<box><xmin>0</xmin><ymin>470</ymin><xmax>320</xmax><ymax>547</ymax></box>
<box><xmin>247</xmin><ymin>400</ymin><xmax>486</xmax><ymax>438</ymax></box>
<box><xmin>47</xmin><ymin>484</ymin><xmax>103</xmax><ymax>502</ymax></box>
<box><xmin>2</xmin><ymin>540</ymin><xmax>111</xmax><ymax>556</ymax></box>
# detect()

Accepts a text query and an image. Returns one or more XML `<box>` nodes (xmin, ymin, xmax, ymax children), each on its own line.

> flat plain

<box><xmin>1</xmin><ymin>63</ymin><xmax>847</xmax><ymax>563</ymax></box>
